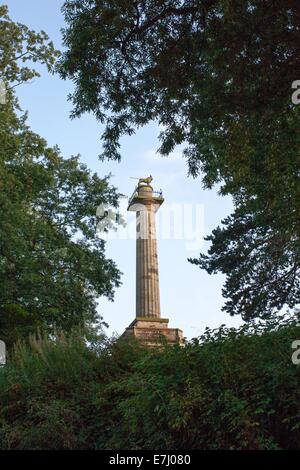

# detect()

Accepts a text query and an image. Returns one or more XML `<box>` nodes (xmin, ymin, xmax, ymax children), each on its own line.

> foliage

<box><xmin>59</xmin><ymin>0</ymin><xmax>300</xmax><ymax>319</ymax></box>
<box><xmin>0</xmin><ymin>314</ymin><xmax>299</xmax><ymax>450</ymax></box>
<box><xmin>59</xmin><ymin>0</ymin><xmax>300</xmax><ymax>177</ymax></box>
<box><xmin>189</xmin><ymin>186</ymin><xmax>300</xmax><ymax>320</ymax></box>
<box><xmin>0</xmin><ymin>5</ymin><xmax>121</xmax><ymax>346</ymax></box>
<box><xmin>0</xmin><ymin>4</ymin><xmax>59</xmax><ymax>90</ymax></box>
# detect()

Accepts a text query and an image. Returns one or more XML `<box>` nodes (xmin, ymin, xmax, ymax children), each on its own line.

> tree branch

<box><xmin>120</xmin><ymin>4</ymin><xmax>203</xmax><ymax>55</ymax></box>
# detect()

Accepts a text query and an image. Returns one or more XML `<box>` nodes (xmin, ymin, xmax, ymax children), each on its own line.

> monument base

<box><xmin>122</xmin><ymin>317</ymin><xmax>184</xmax><ymax>347</ymax></box>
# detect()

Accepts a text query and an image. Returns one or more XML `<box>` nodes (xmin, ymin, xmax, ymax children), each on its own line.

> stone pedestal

<box><xmin>123</xmin><ymin>317</ymin><xmax>184</xmax><ymax>347</ymax></box>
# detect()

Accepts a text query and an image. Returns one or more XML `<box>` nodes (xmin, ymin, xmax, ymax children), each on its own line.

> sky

<box><xmin>4</xmin><ymin>0</ymin><xmax>243</xmax><ymax>339</ymax></box>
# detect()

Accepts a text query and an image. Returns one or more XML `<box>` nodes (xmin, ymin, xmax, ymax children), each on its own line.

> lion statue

<box><xmin>138</xmin><ymin>175</ymin><xmax>153</xmax><ymax>186</ymax></box>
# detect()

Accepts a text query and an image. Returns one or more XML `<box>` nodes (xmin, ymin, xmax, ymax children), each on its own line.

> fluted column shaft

<box><xmin>136</xmin><ymin>203</ymin><xmax>161</xmax><ymax>318</ymax></box>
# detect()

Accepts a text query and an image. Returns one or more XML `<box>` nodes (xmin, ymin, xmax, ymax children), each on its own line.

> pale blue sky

<box><xmin>4</xmin><ymin>0</ymin><xmax>243</xmax><ymax>339</ymax></box>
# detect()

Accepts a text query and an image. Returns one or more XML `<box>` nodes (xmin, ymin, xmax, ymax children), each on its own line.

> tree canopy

<box><xmin>60</xmin><ymin>0</ymin><xmax>300</xmax><ymax>320</ymax></box>
<box><xmin>0</xmin><ymin>5</ymin><xmax>121</xmax><ymax>347</ymax></box>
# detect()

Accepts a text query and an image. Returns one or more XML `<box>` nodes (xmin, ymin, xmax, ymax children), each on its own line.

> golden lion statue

<box><xmin>138</xmin><ymin>175</ymin><xmax>153</xmax><ymax>186</ymax></box>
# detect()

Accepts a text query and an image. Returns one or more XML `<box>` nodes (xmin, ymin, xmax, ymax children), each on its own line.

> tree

<box><xmin>0</xmin><ymin>5</ymin><xmax>121</xmax><ymax>346</ymax></box>
<box><xmin>189</xmin><ymin>193</ymin><xmax>300</xmax><ymax>320</ymax></box>
<box><xmin>59</xmin><ymin>0</ymin><xmax>300</xmax><ymax>319</ymax></box>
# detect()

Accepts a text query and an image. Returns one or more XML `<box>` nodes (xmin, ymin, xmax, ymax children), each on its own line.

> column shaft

<box><xmin>136</xmin><ymin>204</ymin><xmax>161</xmax><ymax>318</ymax></box>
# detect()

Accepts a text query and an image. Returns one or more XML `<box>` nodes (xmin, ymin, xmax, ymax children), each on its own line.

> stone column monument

<box><xmin>122</xmin><ymin>176</ymin><xmax>184</xmax><ymax>346</ymax></box>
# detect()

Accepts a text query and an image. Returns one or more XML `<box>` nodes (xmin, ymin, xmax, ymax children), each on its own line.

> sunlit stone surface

<box><xmin>122</xmin><ymin>177</ymin><xmax>184</xmax><ymax>346</ymax></box>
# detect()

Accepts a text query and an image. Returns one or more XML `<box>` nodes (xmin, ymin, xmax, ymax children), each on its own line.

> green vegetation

<box><xmin>60</xmin><ymin>0</ymin><xmax>300</xmax><ymax>320</ymax></box>
<box><xmin>0</xmin><ymin>314</ymin><xmax>299</xmax><ymax>450</ymax></box>
<box><xmin>0</xmin><ymin>5</ymin><xmax>121</xmax><ymax>347</ymax></box>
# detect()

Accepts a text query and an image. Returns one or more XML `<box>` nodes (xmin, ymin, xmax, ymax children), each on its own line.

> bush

<box><xmin>0</xmin><ymin>315</ymin><xmax>299</xmax><ymax>450</ymax></box>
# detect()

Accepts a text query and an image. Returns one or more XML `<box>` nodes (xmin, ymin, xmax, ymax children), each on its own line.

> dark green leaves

<box><xmin>0</xmin><ymin>5</ymin><xmax>121</xmax><ymax>344</ymax></box>
<box><xmin>59</xmin><ymin>0</ymin><xmax>300</xmax><ymax>318</ymax></box>
<box><xmin>0</xmin><ymin>315</ymin><xmax>299</xmax><ymax>449</ymax></box>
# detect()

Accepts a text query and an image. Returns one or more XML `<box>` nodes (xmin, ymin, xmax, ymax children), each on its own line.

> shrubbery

<box><xmin>0</xmin><ymin>315</ymin><xmax>299</xmax><ymax>450</ymax></box>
